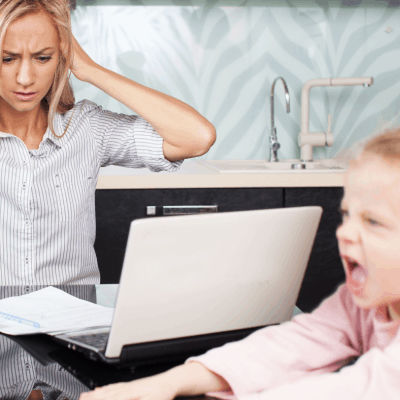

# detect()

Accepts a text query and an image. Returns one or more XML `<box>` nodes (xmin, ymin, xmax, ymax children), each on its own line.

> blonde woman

<box><xmin>0</xmin><ymin>0</ymin><xmax>216</xmax><ymax>287</ymax></box>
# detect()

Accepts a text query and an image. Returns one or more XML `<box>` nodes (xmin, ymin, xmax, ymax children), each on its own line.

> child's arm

<box><xmin>184</xmin><ymin>283</ymin><xmax>362</xmax><ymax>398</ymax></box>
<box><xmin>80</xmin><ymin>283</ymin><xmax>362</xmax><ymax>400</ymax></box>
<box><xmin>79</xmin><ymin>362</ymin><xmax>229</xmax><ymax>400</ymax></box>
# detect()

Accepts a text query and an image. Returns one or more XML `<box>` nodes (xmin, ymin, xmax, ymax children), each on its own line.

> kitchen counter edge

<box><xmin>97</xmin><ymin>161</ymin><xmax>345</xmax><ymax>189</ymax></box>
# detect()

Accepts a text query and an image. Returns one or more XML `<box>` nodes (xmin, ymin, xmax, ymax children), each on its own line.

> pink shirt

<box><xmin>187</xmin><ymin>283</ymin><xmax>400</xmax><ymax>400</ymax></box>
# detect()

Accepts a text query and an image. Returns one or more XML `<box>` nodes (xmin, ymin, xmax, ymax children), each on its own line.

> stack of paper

<box><xmin>0</xmin><ymin>287</ymin><xmax>114</xmax><ymax>336</ymax></box>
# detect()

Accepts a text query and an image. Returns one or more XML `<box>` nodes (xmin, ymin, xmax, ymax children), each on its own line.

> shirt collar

<box><xmin>0</xmin><ymin>131</ymin><xmax>13</xmax><ymax>138</ymax></box>
<box><xmin>43</xmin><ymin>111</ymin><xmax>66</xmax><ymax>148</ymax></box>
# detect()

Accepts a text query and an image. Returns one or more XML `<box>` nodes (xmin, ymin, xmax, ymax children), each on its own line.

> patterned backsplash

<box><xmin>71</xmin><ymin>1</ymin><xmax>400</xmax><ymax>160</ymax></box>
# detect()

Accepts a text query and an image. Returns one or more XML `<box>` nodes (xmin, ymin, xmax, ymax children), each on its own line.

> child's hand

<box><xmin>78</xmin><ymin>362</ymin><xmax>229</xmax><ymax>400</ymax></box>
<box><xmin>78</xmin><ymin>373</ymin><xmax>177</xmax><ymax>400</ymax></box>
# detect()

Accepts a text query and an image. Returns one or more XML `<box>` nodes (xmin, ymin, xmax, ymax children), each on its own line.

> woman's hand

<box><xmin>62</xmin><ymin>34</ymin><xmax>99</xmax><ymax>83</ymax></box>
<box><xmin>78</xmin><ymin>373</ymin><xmax>178</xmax><ymax>400</ymax></box>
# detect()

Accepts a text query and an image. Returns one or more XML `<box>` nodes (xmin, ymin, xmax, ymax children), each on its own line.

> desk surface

<box><xmin>0</xmin><ymin>285</ymin><xmax>302</xmax><ymax>399</ymax></box>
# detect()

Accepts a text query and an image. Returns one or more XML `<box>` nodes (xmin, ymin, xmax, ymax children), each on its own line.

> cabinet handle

<box><xmin>146</xmin><ymin>205</ymin><xmax>218</xmax><ymax>216</ymax></box>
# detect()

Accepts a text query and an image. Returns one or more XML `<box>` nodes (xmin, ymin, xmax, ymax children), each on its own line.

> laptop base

<box><xmin>52</xmin><ymin>324</ymin><xmax>277</xmax><ymax>366</ymax></box>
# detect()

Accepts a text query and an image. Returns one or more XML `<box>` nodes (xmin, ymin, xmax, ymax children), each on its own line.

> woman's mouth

<box><xmin>341</xmin><ymin>255</ymin><xmax>369</xmax><ymax>296</ymax></box>
<box><xmin>15</xmin><ymin>92</ymin><xmax>38</xmax><ymax>101</ymax></box>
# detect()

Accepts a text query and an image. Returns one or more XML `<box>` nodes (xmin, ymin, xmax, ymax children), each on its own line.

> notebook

<box><xmin>52</xmin><ymin>206</ymin><xmax>322</xmax><ymax>365</ymax></box>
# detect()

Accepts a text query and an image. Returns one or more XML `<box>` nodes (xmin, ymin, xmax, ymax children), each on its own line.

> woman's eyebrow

<box><xmin>3</xmin><ymin>47</ymin><xmax>55</xmax><ymax>56</ymax></box>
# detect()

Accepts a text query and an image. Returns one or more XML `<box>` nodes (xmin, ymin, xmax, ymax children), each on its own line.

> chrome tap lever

<box><xmin>270</xmin><ymin>132</ymin><xmax>281</xmax><ymax>162</ymax></box>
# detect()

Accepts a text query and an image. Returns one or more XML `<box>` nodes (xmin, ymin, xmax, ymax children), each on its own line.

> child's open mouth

<box><xmin>342</xmin><ymin>255</ymin><xmax>369</xmax><ymax>296</ymax></box>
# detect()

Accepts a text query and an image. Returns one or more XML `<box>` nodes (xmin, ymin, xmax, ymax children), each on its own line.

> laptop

<box><xmin>52</xmin><ymin>206</ymin><xmax>322</xmax><ymax>366</ymax></box>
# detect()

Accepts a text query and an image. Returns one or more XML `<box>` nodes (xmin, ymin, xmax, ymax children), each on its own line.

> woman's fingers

<box><xmin>66</xmin><ymin>33</ymin><xmax>98</xmax><ymax>82</ymax></box>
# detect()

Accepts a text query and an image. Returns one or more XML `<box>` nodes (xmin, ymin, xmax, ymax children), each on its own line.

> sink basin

<box><xmin>198</xmin><ymin>159</ymin><xmax>349</xmax><ymax>173</ymax></box>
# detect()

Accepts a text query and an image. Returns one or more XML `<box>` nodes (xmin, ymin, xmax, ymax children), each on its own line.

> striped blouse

<box><xmin>0</xmin><ymin>100</ymin><xmax>183</xmax><ymax>286</ymax></box>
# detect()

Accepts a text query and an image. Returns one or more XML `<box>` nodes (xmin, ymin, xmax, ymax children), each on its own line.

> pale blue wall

<box><xmin>72</xmin><ymin>0</ymin><xmax>400</xmax><ymax>160</ymax></box>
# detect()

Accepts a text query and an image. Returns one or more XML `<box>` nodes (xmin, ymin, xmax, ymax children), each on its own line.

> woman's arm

<box><xmin>79</xmin><ymin>362</ymin><xmax>230</xmax><ymax>400</ymax></box>
<box><xmin>67</xmin><ymin>36</ymin><xmax>216</xmax><ymax>162</ymax></box>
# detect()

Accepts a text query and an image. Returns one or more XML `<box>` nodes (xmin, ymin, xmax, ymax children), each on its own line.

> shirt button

<box><xmin>22</xmin><ymin>183</ymin><xmax>26</xmax><ymax>190</ymax></box>
<box><xmin>25</xmin><ymin>257</ymin><xmax>29</xmax><ymax>263</ymax></box>
<box><xmin>25</xmin><ymin>363</ymin><xmax>30</xmax><ymax>369</ymax></box>
<box><xmin>25</xmin><ymin>286</ymin><xmax>30</xmax><ymax>293</ymax></box>
<box><xmin>22</xmin><ymin>160</ymin><xmax>26</xmax><ymax>165</ymax></box>
<box><xmin>25</xmin><ymin>219</ymin><xmax>29</xmax><ymax>225</ymax></box>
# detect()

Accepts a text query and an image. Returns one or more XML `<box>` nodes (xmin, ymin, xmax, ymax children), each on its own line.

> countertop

<box><xmin>97</xmin><ymin>160</ymin><xmax>346</xmax><ymax>189</ymax></box>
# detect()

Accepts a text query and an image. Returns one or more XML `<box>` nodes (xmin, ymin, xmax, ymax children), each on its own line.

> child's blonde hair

<box><xmin>0</xmin><ymin>0</ymin><xmax>76</xmax><ymax>139</ymax></box>
<box><xmin>358</xmin><ymin>128</ymin><xmax>400</xmax><ymax>166</ymax></box>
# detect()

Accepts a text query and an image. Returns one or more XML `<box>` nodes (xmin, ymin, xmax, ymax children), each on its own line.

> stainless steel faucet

<box><xmin>270</xmin><ymin>77</ymin><xmax>290</xmax><ymax>162</ymax></box>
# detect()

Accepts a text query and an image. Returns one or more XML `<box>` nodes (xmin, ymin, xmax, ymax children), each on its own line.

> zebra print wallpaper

<box><xmin>71</xmin><ymin>1</ymin><xmax>400</xmax><ymax>160</ymax></box>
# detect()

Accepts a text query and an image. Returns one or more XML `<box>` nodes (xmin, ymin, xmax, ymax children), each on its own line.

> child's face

<box><xmin>336</xmin><ymin>153</ymin><xmax>400</xmax><ymax>320</ymax></box>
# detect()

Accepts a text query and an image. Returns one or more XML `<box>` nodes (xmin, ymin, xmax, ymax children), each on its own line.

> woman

<box><xmin>0</xmin><ymin>0</ymin><xmax>216</xmax><ymax>286</ymax></box>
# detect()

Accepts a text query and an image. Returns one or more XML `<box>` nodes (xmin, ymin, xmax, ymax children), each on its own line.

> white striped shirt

<box><xmin>0</xmin><ymin>100</ymin><xmax>183</xmax><ymax>285</ymax></box>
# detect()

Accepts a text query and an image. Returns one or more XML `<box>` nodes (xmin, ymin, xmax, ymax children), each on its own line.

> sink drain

<box><xmin>291</xmin><ymin>163</ymin><xmax>306</xmax><ymax>169</ymax></box>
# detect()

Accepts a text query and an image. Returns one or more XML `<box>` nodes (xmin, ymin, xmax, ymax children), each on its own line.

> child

<box><xmin>80</xmin><ymin>128</ymin><xmax>400</xmax><ymax>400</ymax></box>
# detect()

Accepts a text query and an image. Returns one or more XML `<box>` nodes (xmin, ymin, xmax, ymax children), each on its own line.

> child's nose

<box><xmin>336</xmin><ymin>218</ymin><xmax>359</xmax><ymax>244</ymax></box>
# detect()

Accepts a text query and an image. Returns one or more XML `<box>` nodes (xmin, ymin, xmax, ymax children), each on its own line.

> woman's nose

<box><xmin>16</xmin><ymin>60</ymin><xmax>35</xmax><ymax>86</ymax></box>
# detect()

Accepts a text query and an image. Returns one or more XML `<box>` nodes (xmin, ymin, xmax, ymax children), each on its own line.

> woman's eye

<box><xmin>2</xmin><ymin>56</ymin><xmax>52</xmax><ymax>63</ymax></box>
<box><xmin>38</xmin><ymin>56</ymin><xmax>52</xmax><ymax>63</ymax></box>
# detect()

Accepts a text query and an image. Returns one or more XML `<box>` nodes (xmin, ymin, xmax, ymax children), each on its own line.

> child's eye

<box><xmin>340</xmin><ymin>208</ymin><xmax>348</xmax><ymax>218</ymax></box>
<box><xmin>366</xmin><ymin>218</ymin><xmax>380</xmax><ymax>227</ymax></box>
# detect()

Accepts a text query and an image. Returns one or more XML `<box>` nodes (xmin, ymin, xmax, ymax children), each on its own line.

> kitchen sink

<box><xmin>198</xmin><ymin>159</ymin><xmax>349</xmax><ymax>173</ymax></box>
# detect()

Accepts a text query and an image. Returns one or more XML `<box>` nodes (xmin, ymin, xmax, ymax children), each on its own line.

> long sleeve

<box><xmin>236</xmin><ymin>340</ymin><xmax>400</xmax><ymax>400</ymax></box>
<box><xmin>187</xmin><ymin>283</ymin><xmax>394</xmax><ymax>399</ymax></box>
<box><xmin>82</xmin><ymin>99</ymin><xmax>183</xmax><ymax>172</ymax></box>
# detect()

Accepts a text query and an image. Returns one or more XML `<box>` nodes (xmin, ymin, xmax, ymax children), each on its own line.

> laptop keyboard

<box><xmin>69</xmin><ymin>331</ymin><xmax>110</xmax><ymax>351</ymax></box>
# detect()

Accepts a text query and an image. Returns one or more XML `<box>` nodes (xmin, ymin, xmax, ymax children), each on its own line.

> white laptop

<box><xmin>53</xmin><ymin>206</ymin><xmax>322</xmax><ymax>365</ymax></box>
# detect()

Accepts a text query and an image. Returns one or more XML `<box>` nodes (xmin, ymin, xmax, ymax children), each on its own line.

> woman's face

<box><xmin>0</xmin><ymin>10</ymin><xmax>60</xmax><ymax>115</ymax></box>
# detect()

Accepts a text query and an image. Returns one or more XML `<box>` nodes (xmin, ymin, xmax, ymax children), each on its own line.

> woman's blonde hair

<box><xmin>0</xmin><ymin>0</ymin><xmax>76</xmax><ymax>139</ymax></box>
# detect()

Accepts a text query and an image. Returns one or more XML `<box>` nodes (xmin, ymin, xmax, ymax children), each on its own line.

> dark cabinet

<box><xmin>285</xmin><ymin>187</ymin><xmax>345</xmax><ymax>313</ymax></box>
<box><xmin>94</xmin><ymin>188</ymin><xmax>283</xmax><ymax>284</ymax></box>
<box><xmin>94</xmin><ymin>186</ymin><xmax>344</xmax><ymax>313</ymax></box>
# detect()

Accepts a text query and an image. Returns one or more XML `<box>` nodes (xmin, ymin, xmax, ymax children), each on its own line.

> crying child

<box><xmin>81</xmin><ymin>127</ymin><xmax>400</xmax><ymax>400</ymax></box>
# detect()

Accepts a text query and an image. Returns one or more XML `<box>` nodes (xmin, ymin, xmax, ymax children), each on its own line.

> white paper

<box><xmin>0</xmin><ymin>286</ymin><xmax>113</xmax><ymax>336</ymax></box>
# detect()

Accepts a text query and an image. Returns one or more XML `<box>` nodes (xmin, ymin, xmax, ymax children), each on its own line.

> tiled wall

<box><xmin>72</xmin><ymin>0</ymin><xmax>400</xmax><ymax>160</ymax></box>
